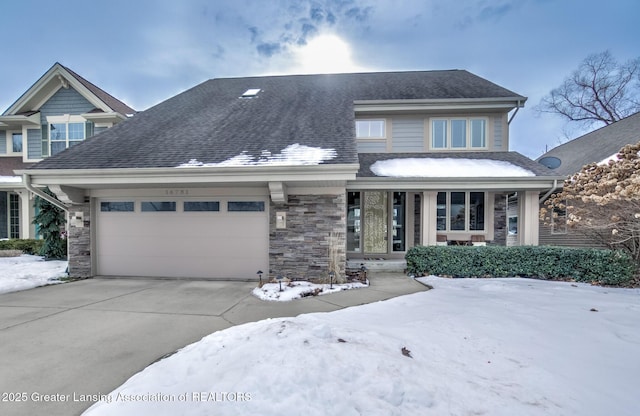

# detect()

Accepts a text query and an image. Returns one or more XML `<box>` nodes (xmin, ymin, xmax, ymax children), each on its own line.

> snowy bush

<box><xmin>406</xmin><ymin>245</ymin><xmax>634</xmax><ymax>285</ymax></box>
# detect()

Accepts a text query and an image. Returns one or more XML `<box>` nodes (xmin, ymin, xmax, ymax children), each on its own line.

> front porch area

<box><xmin>346</xmin><ymin>189</ymin><xmax>543</xmax><ymax>263</ymax></box>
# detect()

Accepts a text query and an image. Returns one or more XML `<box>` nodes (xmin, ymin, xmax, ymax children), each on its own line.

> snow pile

<box><xmin>370</xmin><ymin>158</ymin><xmax>535</xmax><ymax>177</ymax></box>
<box><xmin>253</xmin><ymin>280</ymin><xmax>368</xmax><ymax>301</ymax></box>
<box><xmin>0</xmin><ymin>175</ymin><xmax>21</xmax><ymax>183</ymax></box>
<box><xmin>0</xmin><ymin>255</ymin><xmax>67</xmax><ymax>294</ymax></box>
<box><xmin>83</xmin><ymin>277</ymin><xmax>640</xmax><ymax>416</ymax></box>
<box><xmin>177</xmin><ymin>144</ymin><xmax>337</xmax><ymax>168</ymax></box>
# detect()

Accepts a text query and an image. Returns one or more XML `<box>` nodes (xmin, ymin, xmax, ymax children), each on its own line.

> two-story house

<box><xmin>0</xmin><ymin>63</ymin><xmax>135</xmax><ymax>239</ymax></box>
<box><xmin>21</xmin><ymin>70</ymin><xmax>561</xmax><ymax>279</ymax></box>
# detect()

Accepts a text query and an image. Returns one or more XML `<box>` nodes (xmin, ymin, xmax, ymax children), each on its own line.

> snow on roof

<box><xmin>370</xmin><ymin>158</ymin><xmax>536</xmax><ymax>177</ymax></box>
<box><xmin>177</xmin><ymin>144</ymin><xmax>337</xmax><ymax>168</ymax></box>
<box><xmin>0</xmin><ymin>176</ymin><xmax>22</xmax><ymax>183</ymax></box>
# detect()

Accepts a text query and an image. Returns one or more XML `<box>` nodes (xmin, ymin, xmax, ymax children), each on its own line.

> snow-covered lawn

<box><xmin>253</xmin><ymin>280</ymin><xmax>368</xmax><ymax>301</ymax></box>
<box><xmin>84</xmin><ymin>276</ymin><xmax>640</xmax><ymax>416</ymax></box>
<box><xmin>0</xmin><ymin>254</ymin><xmax>68</xmax><ymax>294</ymax></box>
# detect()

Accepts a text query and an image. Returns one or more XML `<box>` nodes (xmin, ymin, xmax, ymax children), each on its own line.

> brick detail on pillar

<box><xmin>269</xmin><ymin>194</ymin><xmax>346</xmax><ymax>281</ymax></box>
<box><xmin>491</xmin><ymin>193</ymin><xmax>507</xmax><ymax>246</ymax></box>
<box><xmin>68</xmin><ymin>202</ymin><xmax>91</xmax><ymax>278</ymax></box>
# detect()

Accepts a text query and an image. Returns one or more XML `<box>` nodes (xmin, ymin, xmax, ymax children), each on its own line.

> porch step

<box><xmin>347</xmin><ymin>259</ymin><xmax>407</xmax><ymax>273</ymax></box>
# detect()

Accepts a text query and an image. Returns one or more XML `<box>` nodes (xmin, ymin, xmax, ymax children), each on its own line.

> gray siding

<box><xmin>0</xmin><ymin>130</ymin><xmax>6</xmax><ymax>154</ymax></box>
<box><xmin>94</xmin><ymin>126</ymin><xmax>108</xmax><ymax>136</ymax></box>
<box><xmin>539</xmin><ymin>223</ymin><xmax>606</xmax><ymax>248</ymax></box>
<box><xmin>392</xmin><ymin>118</ymin><xmax>424</xmax><ymax>152</ymax></box>
<box><xmin>39</xmin><ymin>87</ymin><xmax>94</xmax><ymax>123</ymax></box>
<box><xmin>27</xmin><ymin>129</ymin><xmax>42</xmax><ymax>160</ymax></box>
<box><xmin>357</xmin><ymin>141</ymin><xmax>386</xmax><ymax>153</ymax></box>
<box><xmin>493</xmin><ymin>116</ymin><xmax>503</xmax><ymax>150</ymax></box>
<box><xmin>0</xmin><ymin>191</ymin><xmax>7</xmax><ymax>239</ymax></box>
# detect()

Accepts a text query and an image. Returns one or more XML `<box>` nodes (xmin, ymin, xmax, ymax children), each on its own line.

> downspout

<box><xmin>508</xmin><ymin>99</ymin><xmax>524</xmax><ymax>125</ymax></box>
<box><xmin>539</xmin><ymin>179</ymin><xmax>559</xmax><ymax>204</ymax></box>
<box><xmin>22</xmin><ymin>173</ymin><xmax>69</xmax><ymax>212</ymax></box>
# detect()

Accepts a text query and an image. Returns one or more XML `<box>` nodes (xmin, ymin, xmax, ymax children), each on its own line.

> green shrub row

<box><xmin>406</xmin><ymin>245</ymin><xmax>635</xmax><ymax>285</ymax></box>
<box><xmin>0</xmin><ymin>239</ymin><xmax>45</xmax><ymax>256</ymax></box>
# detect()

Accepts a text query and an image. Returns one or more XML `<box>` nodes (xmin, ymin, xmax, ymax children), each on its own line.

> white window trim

<box><xmin>355</xmin><ymin>118</ymin><xmax>387</xmax><ymax>140</ymax></box>
<box><xmin>430</xmin><ymin>117</ymin><xmax>489</xmax><ymax>150</ymax></box>
<box><xmin>437</xmin><ymin>191</ymin><xmax>488</xmax><ymax>233</ymax></box>
<box><xmin>550</xmin><ymin>203</ymin><xmax>568</xmax><ymax>235</ymax></box>
<box><xmin>47</xmin><ymin>114</ymin><xmax>87</xmax><ymax>156</ymax></box>
<box><xmin>5</xmin><ymin>129</ymin><xmax>24</xmax><ymax>156</ymax></box>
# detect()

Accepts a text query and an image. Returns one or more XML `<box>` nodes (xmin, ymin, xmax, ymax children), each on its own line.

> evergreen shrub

<box><xmin>406</xmin><ymin>245</ymin><xmax>634</xmax><ymax>285</ymax></box>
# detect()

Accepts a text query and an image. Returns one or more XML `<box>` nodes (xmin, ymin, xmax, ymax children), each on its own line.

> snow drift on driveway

<box><xmin>83</xmin><ymin>277</ymin><xmax>640</xmax><ymax>416</ymax></box>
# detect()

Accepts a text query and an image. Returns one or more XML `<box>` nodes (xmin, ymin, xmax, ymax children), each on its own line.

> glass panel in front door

<box><xmin>392</xmin><ymin>192</ymin><xmax>406</xmax><ymax>251</ymax></box>
<box><xmin>364</xmin><ymin>191</ymin><xmax>388</xmax><ymax>253</ymax></box>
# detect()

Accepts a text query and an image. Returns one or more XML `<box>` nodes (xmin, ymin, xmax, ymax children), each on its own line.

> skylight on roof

<box><xmin>241</xmin><ymin>88</ymin><xmax>261</xmax><ymax>98</ymax></box>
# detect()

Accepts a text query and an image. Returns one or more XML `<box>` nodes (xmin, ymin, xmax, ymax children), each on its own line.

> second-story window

<box><xmin>50</xmin><ymin>122</ymin><xmax>85</xmax><ymax>155</ymax></box>
<box><xmin>431</xmin><ymin>118</ymin><xmax>487</xmax><ymax>150</ymax></box>
<box><xmin>12</xmin><ymin>133</ymin><xmax>23</xmax><ymax>153</ymax></box>
<box><xmin>45</xmin><ymin>115</ymin><xmax>89</xmax><ymax>157</ymax></box>
<box><xmin>356</xmin><ymin>119</ymin><xmax>385</xmax><ymax>138</ymax></box>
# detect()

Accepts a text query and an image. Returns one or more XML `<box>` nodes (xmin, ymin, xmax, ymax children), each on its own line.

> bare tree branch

<box><xmin>536</xmin><ymin>51</ymin><xmax>640</xmax><ymax>129</ymax></box>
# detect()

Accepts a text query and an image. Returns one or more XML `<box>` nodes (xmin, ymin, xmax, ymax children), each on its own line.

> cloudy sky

<box><xmin>1</xmin><ymin>0</ymin><xmax>638</xmax><ymax>158</ymax></box>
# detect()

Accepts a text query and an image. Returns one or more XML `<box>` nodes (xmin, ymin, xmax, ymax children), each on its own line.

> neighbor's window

<box><xmin>431</xmin><ymin>118</ymin><xmax>487</xmax><ymax>149</ymax></box>
<box><xmin>49</xmin><ymin>122</ymin><xmax>86</xmax><ymax>155</ymax></box>
<box><xmin>141</xmin><ymin>202</ymin><xmax>176</xmax><ymax>212</ymax></box>
<box><xmin>228</xmin><ymin>201</ymin><xmax>265</xmax><ymax>212</ymax></box>
<box><xmin>551</xmin><ymin>203</ymin><xmax>567</xmax><ymax>234</ymax></box>
<box><xmin>100</xmin><ymin>202</ymin><xmax>134</xmax><ymax>212</ymax></box>
<box><xmin>437</xmin><ymin>191</ymin><xmax>486</xmax><ymax>232</ymax></box>
<box><xmin>356</xmin><ymin>119</ymin><xmax>385</xmax><ymax>138</ymax></box>
<box><xmin>12</xmin><ymin>133</ymin><xmax>23</xmax><ymax>153</ymax></box>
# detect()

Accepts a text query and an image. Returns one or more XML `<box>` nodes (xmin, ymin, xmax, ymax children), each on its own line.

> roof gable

<box><xmin>2</xmin><ymin>63</ymin><xmax>135</xmax><ymax>117</ymax></box>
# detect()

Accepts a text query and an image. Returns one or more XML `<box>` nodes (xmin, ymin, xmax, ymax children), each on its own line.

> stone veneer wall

<box><xmin>67</xmin><ymin>202</ymin><xmax>91</xmax><ymax>278</ymax></box>
<box><xmin>269</xmin><ymin>193</ymin><xmax>346</xmax><ymax>281</ymax></box>
<box><xmin>491</xmin><ymin>193</ymin><xmax>507</xmax><ymax>246</ymax></box>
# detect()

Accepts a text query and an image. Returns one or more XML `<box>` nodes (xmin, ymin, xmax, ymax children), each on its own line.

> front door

<box><xmin>347</xmin><ymin>191</ymin><xmax>407</xmax><ymax>256</ymax></box>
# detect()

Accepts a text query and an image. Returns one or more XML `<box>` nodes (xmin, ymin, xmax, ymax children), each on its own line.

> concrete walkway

<box><xmin>0</xmin><ymin>273</ymin><xmax>427</xmax><ymax>416</ymax></box>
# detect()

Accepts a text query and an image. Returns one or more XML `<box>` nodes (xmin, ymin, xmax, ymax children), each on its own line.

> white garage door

<box><xmin>96</xmin><ymin>198</ymin><xmax>269</xmax><ymax>279</ymax></box>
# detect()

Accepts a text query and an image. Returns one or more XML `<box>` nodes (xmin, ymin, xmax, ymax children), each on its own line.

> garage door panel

<box><xmin>97</xmin><ymin>198</ymin><xmax>268</xmax><ymax>279</ymax></box>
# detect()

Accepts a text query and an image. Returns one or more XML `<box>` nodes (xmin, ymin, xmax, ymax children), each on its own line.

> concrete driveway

<box><xmin>0</xmin><ymin>275</ymin><xmax>427</xmax><ymax>416</ymax></box>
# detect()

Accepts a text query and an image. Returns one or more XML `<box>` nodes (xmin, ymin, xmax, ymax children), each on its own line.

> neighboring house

<box><xmin>21</xmin><ymin>70</ymin><xmax>562</xmax><ymax>279</ymax></box>
<box><xmin>0</xmin><ymin>63</ymin><xmax>135</xmax><ymax>239</ymax></box>
<box><xmin>536</xmin><ymin>111</ymin><xmax>640</xmax><ymax>247</ymax></box>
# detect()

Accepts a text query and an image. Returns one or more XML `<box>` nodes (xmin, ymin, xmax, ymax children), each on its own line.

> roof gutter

<box><xmin>538</xmin><ymin>179</ymin><xmax>559</xmax><ymax>204</ymax></box>
<box><xmin>507</xmin><ymin>99</ymin><xmax>525</xmax><ymax>125</ymax></box>
<box><xmin>22</xmin><ymin>172</ymin><xmax>69</xmax><ymax>212</ymax></box>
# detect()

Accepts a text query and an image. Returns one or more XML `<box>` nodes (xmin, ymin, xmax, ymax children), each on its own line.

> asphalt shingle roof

<box><xmin>31</xmin><ymin>70</ymin><xmax>525</xmax><ymax>170</ymax></box>
<box><xmin>536</xmin><ymin>112</ymin><xmax>640</xmax><ymax>176</ymax></box>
